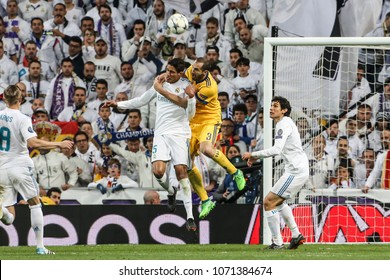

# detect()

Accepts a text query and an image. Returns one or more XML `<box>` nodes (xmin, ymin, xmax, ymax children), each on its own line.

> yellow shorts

<box><xmin>190</xmin><ymin>123</ymin><xmax>221</xmax><ymax>157</ymax></box>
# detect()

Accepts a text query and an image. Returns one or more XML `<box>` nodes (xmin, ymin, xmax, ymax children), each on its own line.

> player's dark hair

<box><xmin>168</xmin><ymin>58</ymin><xmax>187</xmax><ymax>73</ymax></box>
<box><xmin>272</xmin><ymin>96</ymin><xmax>291</xmax><ymax>117</ymax></box>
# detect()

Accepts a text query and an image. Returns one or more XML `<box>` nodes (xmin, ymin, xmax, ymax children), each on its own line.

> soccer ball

<box><xmin>167</xmin><ymin>13</ymin><xmax>189</xmax><ymax>35</ymax></box>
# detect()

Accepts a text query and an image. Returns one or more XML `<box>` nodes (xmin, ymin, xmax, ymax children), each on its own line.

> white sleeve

<box><xmin>251</xmin><ymin>121</ymin><xmax>291</xmax><ymax>158</ymax></box>
<box><xmin>186</xmin><ymin>97</ymin><xmax>196</xmax><ymax>120</ymax></box>
<box><xmin>117</xmin><ymin>86</ymin><xmax>156</xmax><ymax>109</ymax></box>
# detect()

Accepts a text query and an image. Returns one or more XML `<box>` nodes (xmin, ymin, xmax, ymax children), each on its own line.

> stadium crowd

<box><xmin>1</xmin><ymin>0</ymin><xmax>390</xmax><ymax>207</ymax></box>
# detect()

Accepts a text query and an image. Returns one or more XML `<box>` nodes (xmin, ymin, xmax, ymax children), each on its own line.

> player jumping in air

<box><xmin>243</xmin><ymin>96</ymin><xmax>309</xmax><ymax>249</ymax></box>
<box><xmin>155</xmin><ymin>57</ymin><xmax>246</xmax><ymax>219</ymax></box>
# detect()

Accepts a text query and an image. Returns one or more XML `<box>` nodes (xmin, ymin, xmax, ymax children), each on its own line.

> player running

<box><xmin>155</xmin><ymin>57</ymin><xmax>246</xmax><ymax>219</ymax></box>
<box><xmin>243</xmin><ymin>96</ymin><xmax>309</xmax><ymax>249</ymax></box>
<box><xmin>104</xmin><ymin>58</ymin><xmax>197</xmax><ymax>231</ymax></box>
<box><xmin>0</xmin><ymin>85</ymin><xmax>74</xmax><ymax>255</ymax></box>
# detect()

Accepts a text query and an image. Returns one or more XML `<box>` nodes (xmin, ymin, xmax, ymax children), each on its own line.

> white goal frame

<box><xmin>262</xmin><ymin>37</ymin><xmax>390</xmax><ymax>244</ymax></box>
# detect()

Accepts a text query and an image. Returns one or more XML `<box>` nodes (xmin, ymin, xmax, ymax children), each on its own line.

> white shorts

<box><xmin>271</xmin><ymin>172</ymin><xmax>309</xmax><ymax>199</ymax></box>
<box><xmin>0</xmin><ymin>166</ymin><xmax>39</xmax><ymax>206</ymax></box>
<box><xmin>151</xmin><ymin>134</ymin><xmax>190</xmax><ymax>167</ymax></box>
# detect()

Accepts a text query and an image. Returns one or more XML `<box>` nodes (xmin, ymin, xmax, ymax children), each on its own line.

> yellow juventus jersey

<box><xmin>185</xmin><ymin>65</ymin><xmax>222</xmax><ymax>124</ymax></box>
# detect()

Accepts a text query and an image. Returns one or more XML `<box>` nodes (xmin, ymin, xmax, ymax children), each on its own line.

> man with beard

<box><xmin>114</xmin><ymin>62</ymin><xmax>134</xmax><ymax>97</ymax></box>
<box><xmin>21</xmin><ymin>60</ymin><xmax>50</xmax><ymax>103</ymax></box>
<box><xmin>57</xmin><ymin>86</ymin><xmax>97</xmax><ymax>124</ymax></box>
<box><xmin>65</xmin><ymin>36</ymin><xmax>85</xmax><ymax>79</ymax></box>
<box><xmin>18</xmin><ymin>41</ymin><xmax>55</xmax><ymax>81</ymax></box>
<box><xmin>83</xmin><ymin>61</ymin><xmax>98</xmax><ymax>102</ymax></box>
<box><xmin>322</xmin><ymin>119</ymin><xmax>340</xmax><ymax>159</ymax></box>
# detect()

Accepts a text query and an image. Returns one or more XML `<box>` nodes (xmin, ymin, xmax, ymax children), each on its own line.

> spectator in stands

<box><xmin>368</xmin><ymin>112</ymin><xmax>390</xmax><ymax>152</ymax></box>
<box><xmin>74</xmin><ymin>130</ymin><xmax>102</xmax><ymax>177</ymax></box>
<box><xmin>33</xmin><ymin>136</ymin><xmax>78</xmax><ymax>196</ymax></box>
<box><xmin>91</xmin><ymin>102</ymin><xmax>115</xmax><ymax>137</ymax></box>
<box><xmin>368</xmin><ymin>77</ymin><xmax>390</xmax><ymax>119</ymax></box>
<box><xmin>60</xmin><ymin>137</ymin><xmax>92</xmax><ymax>188</ymax></box>
<box><xmin>146</xmin><ymin>0</ymin><xmax>168</xmax><ymax>56</ymax></box>
<box><xmin>344</xmin><ymin>117</ymin><xmax>366</xmax><ymax>160</ymax></box>
<box><xmin>354</xmin><ymin>148</ymin><xmax>377</xmax><ymax>190</ymax></box>
<box><xmin>88</xmin><ymin>158</ymin><xmax>139</xmax><ymax>194</ymax></box>
<box><xmin>85</xmin><ymin>0</ymin><xmax>123</xmax><ymax>27</ymax></box>
<box><xmin>233</xmin><ymin>103</ymin><xmax>255</xmax><ymax>147</ymax></box>
<box><xmin>33</xmin><ymin>108</ymin><xmax>49</xmax><ymax>123</ymax></box>
<box><xmin>210</xmin><ymin>64</ymin><xmax>236</xmax><ymax>99</ymax></box>
<box><xmin>57</xmin><ymin>86</ymin><xmax>97</xmax><ymax>124</ymax></box>
<box><xmin>224</xmin><ymin>0</ymin><xmax>266</xmax><ymax>46</ymax></box>
<box><xmin>80</xmin><ymin>121</ymin><xmax>100</xmax><ymax>150</ymax></box>
<box><xmin>20</xmin><ymin>60</ymin><xmax>50</xmax><ymax>103</ymax></box>
<box><xmin>45</xmin><ymin>58</ymin><xmax>86</xmax><ymax>120</ymax></box>
<box><xmin>64</xmin><ymin>0</ymin><xmax>84</xmax><ymax>27</ymax></box>
<box><xmin>110</xmin><ymin>136</ymin><xmax>160</xmax><ymax>188</ymax></box>
<box><xmin>18</xmin><ymin>0</ymin><xmax>50</xmax><ymax>22</ymax></box>
<box><xmin>205</xmin><ymin>45</ymin><xmax>225</xmax><ymax>70</ymax></box>
<box><xmin>91</xmin><ymin>37</ymin><xmax>122</xmax><ymax>93</ymax></box>
<box><xmin>195</xmin><ymin>16</ymin><xmax>232</xmax><ymax>62</ymax></box>
<box><xmin>44</xmin><ymin>3</ymin><xmax>82</xmax><ymax>58</ymax></box>
<box><xmin>231</xmin><ymin>57</ymin><xmax>260</xmax><ymax>104</ymax></box>
<box><xmin>17</xmin><ymin>82</ymin><xmax>33</xmax><ymax>117</ymax></box>
<box><xmin>83</xmin><ymin>61</ymin><xmax>98</xmax><ymax>102</ymax></box>
<box><xmin>41</xmin><ymin>187</ymin><xmax>62</xmax><ymax>205</ymax></box>
<box><xmin>296</xmin><ymin>116</ymin><xmax>312</xmax><ymax>147</ymax></box>
<box><xmin>221</xmin><ymin>47</ymin><xmax>262</xmax><ymax>80</ymax></box>
<box><xmin>0</xmin><ymin>17</ymin><xmax>17</xmax><ymax>63</ymax></box>
<box><xmin>250</xmin><ymin>108</ymin><xmax>264</xmax><ymax>152</ymax></box>
<box><xmin>80</xmin><ymin>16</ymin><xmax>95</xmax><ymax>35</ymax></box>
<box><xmin>65</xmin><ymin>36</ymin><xmax>85</xmax><ymax>79</ymax></box>
<box><xmin>0</xmin><ymin>39</ymin><xmax>18</xmax><ymax>86</ymax></box>
<box><xmin>3</xmin><ymin>0</ymin><xmax>31</xmax><ymax>63</ymax></box>
<box><xmin>218</xmin><ymin>92</ymin><xmax>233</xmax><ymax>120</ymax></box>
<box><xmin>110</xmin><ymin>92</ymin><xmax>130</xmax><ymax>131</ymax></box>
<box><xmin>347</xmin><ymin>65</ymin><xmax>371</xmax><ymax>110</ymax></box>
<box><xmin>114</xmin><ymin>62</ymin><xmax>135</xmax><ymax>97</ymax></box>
<box><xmin>364</xmin><ymin>128</ymin><xmax>390</xmax><ymax>192</ymax></box>
<box><xmin>96</xmin><ymin>4</ymin><xmax>126</xmax><ymax>57</ymax></box>
<box><xmin>88</xmin><ymin>79</ymin><xmax>110</xmax><ymax>111</ymax></box>
<box><xmin>306</xmin><ymin>134</ymin><xmax>334</xmax><ymax>190</ymax></box>
<box><xmin>213</xmin><ymin>144</ymin><xmax>244</xmax><ymax>203</ymax></box>
<box><xmin>143</xmin><ymin>190</ymin><xmax>161</xmax><ymax>204</ymax></box>
<box><xmin>245</xmin><ymin>94</ymin><xmax>258</xmax><ymax>126</ymax></box>
<box><xmin>121</xmin><ymin>19</ymin><xmax>146</xmax><ymax>62</ymax></box>
<box><xmin>216</xmin><ymin>118</ymin><xmax>247</xmax><ymax>155</ymax></box>
<box><xmin>329</xmin><ymin>159</ymin><xmax>356</xmax><ymax>190</ymax></box>
<box><xmin>125</xmin><ymin>0</ymin><xmax>151</xmax><ymax>34</ymax></box>
<box><xmin>82</xmin><ymin>28</ymin><xmax>97</xmax><ymax>61</ymax></box>
<box><xmin>237</xmin><ymin>27</ymin><xmax>264</xmax><ymax>64</ymax></box>
<box><xmin>322</xmin><ymin>119</ymin><xmax>339</xmax><ymax>159</ymax></box>
<box><xmin>162</xmin><ymin>39</ymin><xmax>194</xmax><ymax>70</ymax></box>
<box><xmin>334</xmin><ymin>136</ymin><xmax>355</xmax><ymax>175</ymax></box>
<box><xmin>18</xmin><ymin>40</ymin><xmax>55</xmax><ymax>81</ymax></box>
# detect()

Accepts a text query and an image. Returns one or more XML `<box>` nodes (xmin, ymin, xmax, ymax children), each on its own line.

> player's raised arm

<box><xmin>28</xmin><ymin>137</ymin><xmax>73</xmax><ymax>150</ymax></box>
<box><xmin>153</xmin><ymin>76</ymin><xmax>189</xmax><ymax>108</ymax></box>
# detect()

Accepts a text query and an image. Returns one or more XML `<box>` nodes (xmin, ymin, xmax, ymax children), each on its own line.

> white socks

<box><xmin>29</xmin><ymin>204</ymin><xmax>44</xmax><ymax>248</ymax></box>
<box><xmin>1</xmin><ymin>207</ymin><xmax>15</xmax><ymax>225</ymax></box>
<box><xmin>264</xmin><ymin>209</ymin><xmax>283</xmax><ymax>245</ymax></box>
<box><xmin>155</xmin><ymin>172</ymin><xmax>174</xmax><ymax>195</ymax></box>
<box><xmin>179</xmin><ymin>178</ymin><xmax>194</xmax><ymax>220</ymax></box>
<box><xmin>277</xmin><ymin>203</ymin><xmax>300</xmax><ymax>238</ymax></box>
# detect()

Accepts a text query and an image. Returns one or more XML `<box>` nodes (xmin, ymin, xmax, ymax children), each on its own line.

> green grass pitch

<box><xmin>1</xmin><ymin>244</ymin><xmax>390</xmax><ymax>260</ymax></box>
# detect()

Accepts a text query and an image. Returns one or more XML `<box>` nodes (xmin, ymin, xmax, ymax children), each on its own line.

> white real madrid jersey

<box><xmin>118</xmin><ymin>78</ymin><xmax>193</xmax><ymax>138</ymax></box>
<box><xmin>0</xmin><ymin>107</ymin><xmax>36</xmax><ymax>168</ymax></box>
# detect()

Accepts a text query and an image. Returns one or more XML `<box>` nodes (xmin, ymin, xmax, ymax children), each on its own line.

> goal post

<box><xmin>262</xmin><ymin>37</ymin><xmax>390</xmax><ymax>244</ymax></box>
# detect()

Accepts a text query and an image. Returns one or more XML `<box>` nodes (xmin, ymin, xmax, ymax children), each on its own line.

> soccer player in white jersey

<box><xmin>243</xmin><ymin>96</ymin><xmax>309</xmax><ymax>250</ymax></box>
<box><xmin>104</xmin><ymin>58</ymin><xmax>198</xmax><ymax>231</ymax></box>
<box><xmin>0</xmin><ymin>85</ymin><xmax>73</xmax><ymax>255</ymax></box>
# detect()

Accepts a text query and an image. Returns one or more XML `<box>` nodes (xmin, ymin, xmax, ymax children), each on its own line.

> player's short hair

<box><xmin>272</xmin><ymin>96</ymin><xmax>291</xmax><ymax>117</ymax></box>
<box><xmin>167</xmin><ymin>58</ymin><xmax>186</xmax><ymax>73</ymax></box>
<box><xmin>3</xmin><ymin>85</ymin><xmax>21</xmax><ymax>105</ymax></box>
<box><xmin>195</xmin><ymin>57</ymin><xmax>212</xmax><ymax>71</ymax></box>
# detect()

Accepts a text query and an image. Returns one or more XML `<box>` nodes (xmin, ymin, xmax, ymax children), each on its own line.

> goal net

<box><xmin>263</xmin><ymin>37</ymin><xmax>390</xmax><ymax>244</ymax></box>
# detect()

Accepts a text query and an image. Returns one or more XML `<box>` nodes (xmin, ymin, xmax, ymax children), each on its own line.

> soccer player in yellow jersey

<box><xmin>155</xmin><ymin>57</ymin><xmax>246</xmax><ymax>219</ymax></box>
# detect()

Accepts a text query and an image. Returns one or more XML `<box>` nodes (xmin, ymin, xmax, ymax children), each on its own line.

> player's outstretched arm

<box><xmin>153</xmin><ymin>77</ymin><xmax>188</xmax><ymax>108</ymax></box>
<box><xmin>103</xmin><ymin>100</ymin><xmax>118</xmax><ymax>108</ymax></box>
<box><xmin>27</xmin><ymin>138</ymin><xmax>73</xmax><ymax>150</ymax></box>
<box><xmin>242</xmin><ymin>152</ymin><xmax>259</xmax><ymax>167</ymax></box>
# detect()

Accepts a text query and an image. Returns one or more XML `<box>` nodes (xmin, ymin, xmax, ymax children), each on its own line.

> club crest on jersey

<box><xmin>275</xmin><ymin>129</ymin><xmax>283</xmax><ymax>139</ymax></box>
